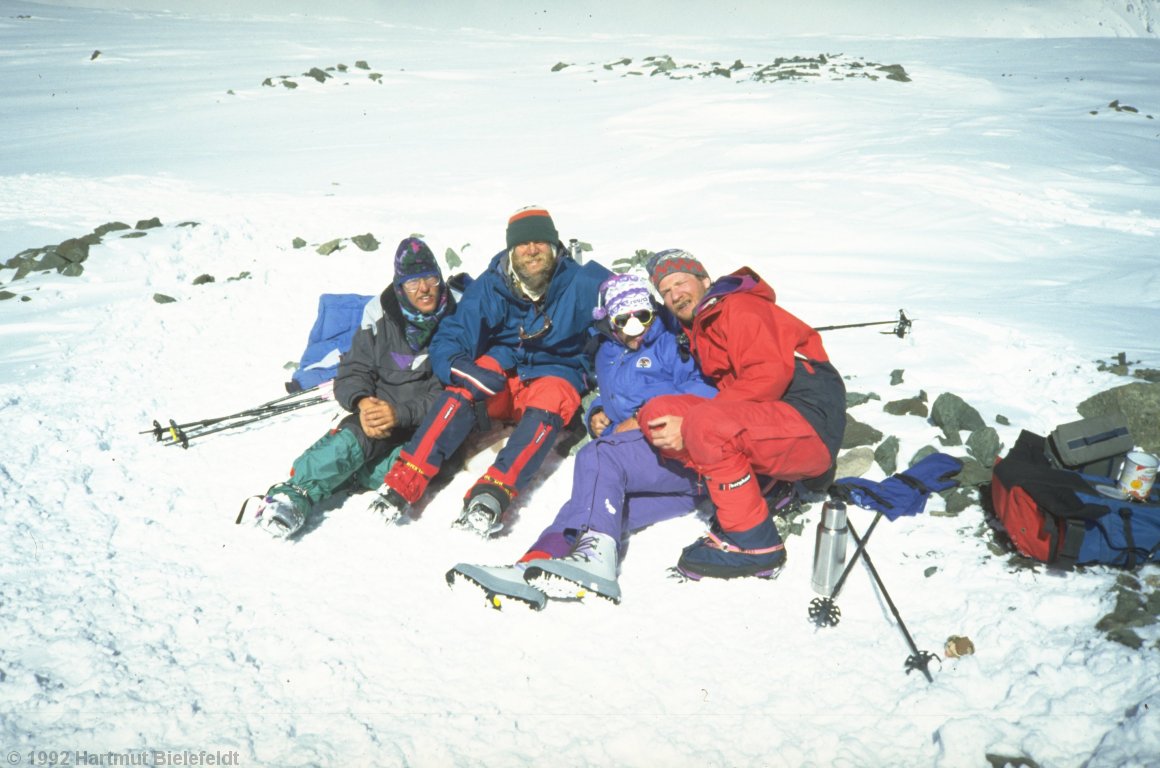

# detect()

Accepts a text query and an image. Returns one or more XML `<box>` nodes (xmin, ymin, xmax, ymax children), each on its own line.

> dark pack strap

<box><xmin>1120</xmin><ymin>509</ymin><xmax>1137</xmax><ymax>571</ymax></box>
<box><xmin>1064</xmin><ymin>426</ymin><xmax>1130</xmax><ymax>450</ymax></box>
<box><xmin>1055</xmin><ymin>518</ymin><xmax>1087</xmax><ymax>568</ymax></box>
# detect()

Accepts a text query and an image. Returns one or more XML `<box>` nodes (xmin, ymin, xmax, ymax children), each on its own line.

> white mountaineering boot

<box><xmin>446</xmin><ymin>562</ymin><xmax>547</xmax><ymax>611</ymax></box>
<box><xmin>523</xmin><ymin>530</ymin><xmax>622</xmax><ymax>604</ymax></box>
<box><xmin>254</xmin><ymin>493</ymin><xmax>307</xmax><ymax>539</ymax></box>
<box><xmin>368</xmin><ymin>483</ymin><xmax>410</xmax><ymax>525</ymax></box>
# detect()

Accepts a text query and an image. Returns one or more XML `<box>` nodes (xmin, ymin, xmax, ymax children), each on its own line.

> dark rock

<box><xmin>316</xmin><ymin>239</ymin><xmax>343</xmax><ymax>255</ymax></box>
<box><xmin>1078</xmin><ymin>382</ymin><xmax>1160</xmax><ymax>455</ymax></box>
<box><xmin>966</xmin><ymin>427</ymin><xmax>1003</xmax><ymax>468</ymax></box>
<box><xmin>94</xmin><ymin>221</ymin><xmax>131</xmax><ymax>236</ymax></box>
<box><xmin>874</xmin><ymin>436</ymin><xmax>899</xmax><ymax>476</ymax></box>
<box><xmin>292</xmin><ymin>237</ymin><xmax>307</xmax><ymax>249</ymax></box>
<box><xmin>883</xmin><ymin>391</ymin><xmax>928</xmax><ymax>417</ymax></box>
<box><xmin>192</xmin><ymin>274</ymin><xmax>215</xmax><ymax>285</ymax></box>
<box><xmin>152</xmin><ymin>293</ymin><xmax>177</xmax><ymax>304</ymax></box>
<box><xmin>135</xmin><ymin>217</ymin><xmax>162</xmax><ymax>230</ymax></box>
<box><xmin>846</xmin><ymin>391</ymin><xmax>880</xmax><ymax>407</ymax></box>
<box><xmin>351</xmin><ymin>233</ymin><xmax>380</xmax><ymax>251</ymax></box>
<box><xmin>842</xmin><ymin>414</ymin><xmax>883</xmax><ymax>449</ymax></box>
<box><xmin>890</xmin><ymin>369</ymin><xmax>904</xmax><ymax>385</ymax></box>
<box><xmin>931</xmin><ymin>392</ymin><xmax>985</xmax><ymax>445</ymax></box>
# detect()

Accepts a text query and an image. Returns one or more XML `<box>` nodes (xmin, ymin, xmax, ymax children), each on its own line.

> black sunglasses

<box><xmin>611</xmin><ymin>310</ymin><xmax>654</xmax><ymax>329</ymax></box>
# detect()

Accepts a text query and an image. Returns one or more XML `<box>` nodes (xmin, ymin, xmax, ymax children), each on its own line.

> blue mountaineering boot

<box><xmin>675</xmin><ymin>515</ymin><xmax>786</xmax><ymax>580</ymax></box>
<box><xmin>446</xmin><ymin>562</ymin><xmax>547</xmax><ymax>611</ymax></box>
<box><xmin>523</xmin><ymin>530</ymin><xmax>622</xmax><ymax>603</ymax></box>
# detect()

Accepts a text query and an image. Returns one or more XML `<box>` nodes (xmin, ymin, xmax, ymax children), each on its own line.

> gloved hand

<box><xmin>833</xmin><ymin>452</ymin><xmax>963</xmax><ymax>521</ymax></box>
<box><xmin>449</xmin><ymin>358</ymin><xmax>506</xmax><ymax>401</ymax></box>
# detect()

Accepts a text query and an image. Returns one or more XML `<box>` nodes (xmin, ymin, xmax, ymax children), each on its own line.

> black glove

<box><xmin>449</xmin><ymin>358</ymin><xmax>506</xmax><ymax>401</ymax></box>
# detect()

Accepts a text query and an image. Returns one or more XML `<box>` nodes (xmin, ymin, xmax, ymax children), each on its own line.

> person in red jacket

<box><xmin>638</xmin><ymin>249</ymin><xmax>846</xmax><ymax>580</ymax></box>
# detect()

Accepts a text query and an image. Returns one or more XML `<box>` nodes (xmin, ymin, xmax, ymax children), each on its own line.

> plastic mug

<box><xmin>1117</xmin><ymin>450</ymin><xmax>1158</xmax><ymax>502</ymax></box>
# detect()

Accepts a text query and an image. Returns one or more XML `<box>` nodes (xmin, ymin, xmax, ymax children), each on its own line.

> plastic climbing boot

<box><xmin>675</xmin><ymin>515</ymin><xmax>786</xmax><ymax>581</ymax></box>
<box><xmin>446</xmin><ymin>563</ymin><xmax>547</xmax><ymax>611</ymax></box>
<box><xmin>524</xmin><ymin>530</ymin><xmax>622</xmax><ymax>603</ymax></box>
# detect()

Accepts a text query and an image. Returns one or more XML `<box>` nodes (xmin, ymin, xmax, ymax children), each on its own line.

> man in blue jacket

<box><xmin>370</xmin><ymin>206</ymin><xmax>611</xmax><ymax>536</ymax></box>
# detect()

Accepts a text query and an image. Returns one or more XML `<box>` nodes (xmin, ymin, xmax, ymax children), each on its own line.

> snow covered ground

<box><xmin>2</xmin><ymin>1</ymin><xmax>1159</xmax><ymax>766</ymax></box>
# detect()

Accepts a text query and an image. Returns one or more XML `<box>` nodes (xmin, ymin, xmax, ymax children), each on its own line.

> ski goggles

<box><xmin>611</xmin><ymin>310</ymin><xmax>654</xmax><ymax>330</ymax></box>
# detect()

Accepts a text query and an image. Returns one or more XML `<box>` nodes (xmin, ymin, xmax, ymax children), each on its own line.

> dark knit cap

<box><xmin>645</xmin><ymin>248</ymin><xmax>709</xmax><ymax>290</ymax></box>
<box><xmin>393</xmin><ymin>237</ymin><xmax>442</xmax><ymax>286</ymax></box>
<box><xmin>506</xmin><ymin>206</ymin><xmax>559</xmax><ymax>249</ymax></box>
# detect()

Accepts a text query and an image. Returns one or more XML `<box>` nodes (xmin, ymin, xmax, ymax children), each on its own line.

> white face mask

<box><xmin>619</xmin><ymin>315</ymin><xmax>647</xmax><ymax>338</ymax></box>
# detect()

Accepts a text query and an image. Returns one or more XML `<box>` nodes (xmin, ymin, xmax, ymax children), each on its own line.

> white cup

<box><xmin>1118</xmin><ymin>450</ymin><xmax>1158</xmax><ymax>502</ymax></box>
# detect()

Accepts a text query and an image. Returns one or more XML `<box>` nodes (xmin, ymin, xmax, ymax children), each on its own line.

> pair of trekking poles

<box><xmin>140</xmin><ymin>381</ymin><xmax>334</xmax><ymax>448</ymax></box>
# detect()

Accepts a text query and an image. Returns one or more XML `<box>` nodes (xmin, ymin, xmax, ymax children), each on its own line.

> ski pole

<box><xmin>847</xmin><ymin>518</ymin><xmax>939</xmax><ymax>683</ymax></box>
<box><xmin>143</xmin><ymin>383</ymin><xmax>330</xmax><ymax>439</ymax></box>
<box><xmin>815</xmin><ymin>309</ymin><xmax>912</xmax><ymax>338</ymax></box>
<box><xmin>158</xmin><ymin>397</ymin><xmax>329</xmax><ymax>448</ymax></box>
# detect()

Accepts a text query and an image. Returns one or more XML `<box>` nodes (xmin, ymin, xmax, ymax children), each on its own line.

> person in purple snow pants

<box><xmin>447</xmin><ymin>272</ymin><xmax>718</xmax><ymax>609</ymax></box>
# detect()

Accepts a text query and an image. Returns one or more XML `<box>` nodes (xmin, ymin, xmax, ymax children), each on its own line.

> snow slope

<box><xmin>2</xmin><ymin>2</ymin><xmax>1159</xmax><ymax>766</ymax></box>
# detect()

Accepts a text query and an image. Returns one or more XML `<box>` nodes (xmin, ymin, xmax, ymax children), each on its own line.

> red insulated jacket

<box><xmin>688</xmin><ymin>267</ymin><xmax>846</xmax><ymax>457</ymax></box>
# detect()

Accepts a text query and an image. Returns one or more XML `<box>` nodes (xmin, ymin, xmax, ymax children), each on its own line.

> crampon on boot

<box><xmin>446</xmin><ymin>563</ymin><xmax>547</xmax><ymax>611</ymax></box>
<box><xmin>253</xmin><ymin>492</ymin><xmax>308</xmax><ymax>539</ymax></box>
<box><xmin>675</xmin><ymin>515</ymin><xmax>786</xmax><ymax>581</ymax></box>
<box><xmin>523</xmin><ymin>530</ymin><xmax>621</xmax><ymax>604</ymax></box>
<box><xmin>453</xmin><ymin>480</ymin><xmax>514</xmax><ymax>537</ymax></box>
<box><xmin>367</xmin><ymin>483</ymin><xmax>411</xmax><ymax>524</ymax></box>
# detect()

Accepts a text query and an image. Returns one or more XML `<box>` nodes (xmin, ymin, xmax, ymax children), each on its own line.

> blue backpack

<box><xmin>991</xmin><ymin>430</ymin><xmax>1160</xmax><ymax>569</ymax></box>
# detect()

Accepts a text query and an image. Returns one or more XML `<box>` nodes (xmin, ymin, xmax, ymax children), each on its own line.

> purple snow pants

<box><xmin>521</xmin><ymin>428</ymin><xmax>705</xmax><ymax>560</ymax></box>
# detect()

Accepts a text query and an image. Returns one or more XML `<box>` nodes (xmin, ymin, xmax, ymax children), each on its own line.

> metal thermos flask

<box><xmin>810</xmin><ymin>500</ymin><xmax>849</xmax><ymax>596</ymax></box>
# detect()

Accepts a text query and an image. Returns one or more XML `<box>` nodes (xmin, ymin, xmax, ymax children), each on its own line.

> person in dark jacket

<box><xmin>639</xmin><ymin>249</ymin><xmax>846</xmax><ymax>580</ymax></box>
<box><xmin>252</xmin><ymin>237</ymin><xmax>455</xmax><ymax>538</ymax></box>
<box><xmin>370</xmin><ymin>206</ymin><xmax>611</xmax><ymax>536</ymax></box>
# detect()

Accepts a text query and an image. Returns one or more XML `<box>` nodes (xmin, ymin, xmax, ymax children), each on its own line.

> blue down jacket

<box><xmin>586</xmin><ymin>316</ymin><xmax>717</xmax><ymax>435</ymax></box>
<box><xmin>429</xmin><ymin>245</ymin><xmax>611</xmax><ymax>396</ymax></box>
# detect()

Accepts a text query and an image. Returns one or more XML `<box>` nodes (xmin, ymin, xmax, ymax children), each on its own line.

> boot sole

<box><xmin>523</xmin><ymin>567</ymin><xmax>621</xmax><ymax>605</ymax></box>
<box><xmin>673</xmin><ymin>559</ymin><xmax>787</xmax><ymax>581</ymax></box>
<box><xmin>446</xmin><ymin>565</ymin><xmax>546</xmax><ymax>611</ymax></box>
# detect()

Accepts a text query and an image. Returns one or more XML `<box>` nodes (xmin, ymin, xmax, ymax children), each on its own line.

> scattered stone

<box><xmin>842</xmin><ymin>414</ymin><xmax>883</xmax><ymax>449</ymax></box>
<box><xmin>1135</xmin><ymin>369</ymin><xmax>1160</xmax><ymax>383</ymax></box>
<box><xmin>846</xmin><ymin>391</ymin><xmax>881</xmax><ymax>407</ymax></box>
<box><xmin>135</xmin><ymin>217</ymin><xmax>162</xmax><ymax>230</ymax></box>
<box><xmin>954</xmin><ymin>456</ymin><xmax>993</xmax><ymax>489</ymax></box>
<box><xmin>121</xmin><ymin>232</ymin><xmax>147</xmax><ymax>239</ymax></box>
<box><xmin>883</xmin><ymin>391</ymin><xmax>928</xmax><ymax>417</ymax></box>
<box><xmin>227</xmin><ymin>271</ymin><xmax>251</xmax><ymax>282</ymax></box>
<box><xmin>304</xmin><ymin>67</ymin><xmax>331</xmax><ymax>83</ymax></box>
<box><xmin>996</xmin><ymin>414</ymin><xmax>1011</xmax><ymax>426</ymax></box>
<box><xmin>966</xmin><ymin>427</ymin><xmax>1003</xmax><ymax>468</ymax></box>
<box><xmin>836</xmin><ymin>446</ymin><xmax>874</xmax><ymax>478</ymax></box>
<box><xmin>94</xmin><ymin>221</ymin><xmax>131</xmax><ymax>236</ymax></box>
<box><xmin>925</xmin><ymin>566</ymin><xmax>938</xmax><ymax>578</ymax></box>
<box><xmin>936</xmin><ymin>487</ymin><xmax>976</xmax><ymax>516</ymax></box>
<box><xmin>910</xmin><ymin>445</ymin><xmax>939</xmax><ymax>465</ymax></box>
<box><xmin>874</xmin><ymin>436</ymin><xmax>900</xmax><ymax>476</ymax></box>
<box><xmin>0</xmin><ymin>291</ymin><xmax>18</xmax><ymax>301</ymax></box>
<box><xmin>354</xmin><ymin>60</ymin><xmax>370</xmax><ymax>70</ymax></box>
<box><xmin>152</xmin><ymin>293</ymin><xmax>177</xmax><ymax>304</ymax></box>
<box><xmin>368</xmin><ymin>73</ymin><xmax>382</xmax><ymax>83</ymax></box>
<box><xmin>177</xmin><ymin>221</ymin><xmax>200</xmax><ymax>228</ymax></box>
<box><xmin>890</xmin><ymin>369</ymin><xmax>904</xmax><ymax>385</ymax></box>
<box><xmin>192</xmin><ymin>274</ymin><xmax>215</xmax><ymax>285</ymax></box>
<box><xmin>316</xmin><ymin>239</ymin><xmax>344</xmax><ymax>255</ymax></box>
<box><xmin>90</xmin><ymin>50</ymin><xmax>101</xmax><ymax>61</ymax></box>
<box><xmin>282</xmin><ymin>80</ymin><xmax>298</xmax><ymax>89</ymax></box>
<box><xmin>292</xmin><ymin>237</ymin><xmax>307</xmax><ymax>249</ymax></box>
<box><xmin>351</xmin><ymin>233</ymin><xmax>380</xmax><ymax>251</ymax></box>
<box><xmin>931</xmin><ymin>392</ymin><xmax>986</xmax><ymax>446</ymax></box>
<box><xmin>552</xmin><ymin>62</ymin><xmax>569</xmax><ymax>72</ymax></box>
<box><xmin>1078</xmin><ymin>382</ymin><xmax>1160</xmax><ymax>455</ymax></box>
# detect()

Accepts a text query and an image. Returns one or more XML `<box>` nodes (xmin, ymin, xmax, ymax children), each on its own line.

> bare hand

<box><xmin>589</xmin><ymin>410</ymin><xmax>611</xmax><ymax>438</ymax></box>
<box><xmin>359</xmin><ymin>396</ymin><xmax>397</xmax><ymax>439</ymax></box>
<box><xmin>645</xmin><ymin>414</ymin><xmax>684</xmax><ymax>452</ymax></box>
<box><xmin>614</xmin><ymin>416</ymin><xmax>639</xmax><ymax>434</ymax></box>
